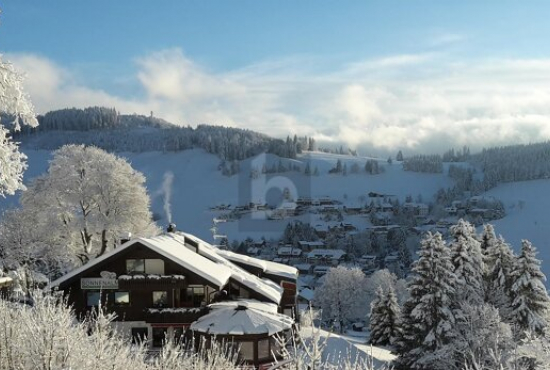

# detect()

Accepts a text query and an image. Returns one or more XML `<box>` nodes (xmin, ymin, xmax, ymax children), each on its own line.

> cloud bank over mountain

<box><xmin>10</xmin><ymin>49</ymin><xmax>550</xmax><ymax>153</ymax></box>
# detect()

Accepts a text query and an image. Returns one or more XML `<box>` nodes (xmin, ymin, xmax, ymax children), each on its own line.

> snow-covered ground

<box><xmin>4</xmin><ymin>147</ymin><xmax>550</xmax><ymax>279</ymax></box>
<box><xmin>300</xmin><ymin>326</ymin><xmax>396</xmax><ymax>367</ymax></box>
<box><xmin>483</xmin><ymin>178</ymin><xmax>550</xmax><ymax>279</ymax></box>
<box><xmin>2</xmin><ymin>148</ymin><xmax>454</xmax><ymax>243</ymax></box>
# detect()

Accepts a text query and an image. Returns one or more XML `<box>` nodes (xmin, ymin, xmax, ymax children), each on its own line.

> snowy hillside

<box><xmin>2</xmin><ymin>149</ymin><xmax>453</xmax><ymax>241</ymax></box>
<box><xmin>5</xmin><ymin>147</ymin><xmax>550</xmax><ymax>279</ymax></box>
<box><xmin>483</xmin><ymin>178</ymin><xmax>550</xmax><ymax>278</ymax></box>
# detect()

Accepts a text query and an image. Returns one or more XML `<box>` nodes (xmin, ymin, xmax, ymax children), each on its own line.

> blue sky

<box><xmin>2</xmin><ymin>1</ymin><xmax>550</xmax><ymax>153</ymax></box>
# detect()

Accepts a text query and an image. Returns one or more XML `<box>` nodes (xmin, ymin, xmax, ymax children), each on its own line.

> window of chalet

<box><xmin>185</xmin><ymin>285</ymin><xmax>205</xmax><ymax>306</ymax></box>
<box><xmin>131</xmin><ymin>327</ymin><xmax>148</xmax><ymax>344</ymax></box>
<box><xmin>126</xmin><ymin>259</ymin><xmax>145</xmax><ymax>273</ymax></box>
<box><xmin>86</xmin><ymin>291</ymin><xmax>101</xmax><ymax>307</ymax></box>
<box><xmin>152</xmin><ymin>291</ymin><xmax>168</xmax><ymax>307</ymax></box>
<box><xmin>239</xmin><ymin>341</ymin><xmax>254</xmax><ymax>361</ymax></box>
<box><xmin>152</xmin><ymin>327</ymin><xmax>167</xmax><ymax>347</ymax></box>
<box><xmin>145</xmin><ymin>259</ymin><xmax>164</xmax><ymax>274</ymax></box>
<box><xmin>126</xmin><ymin>259</ymin><xmax>165</xmax><ymax>274</ymax></box>
<box><xmin>270</xmin><ymin>336</ymin><xmax>283</xmax><ymax>358</ymax></box>
<box><xmin>258</xmin><ymin>339</ymin><xmax>270</xmax><ymax>360</ymax></box>
<box><xmin>229</xmin><ymin>282</ymin><xmax>250</xmax><ymax>299</ymax></box>
<box><xmin>114</xmin><ymin>291</ymin><xmax>130</xmax><ymax>305</ymax></box>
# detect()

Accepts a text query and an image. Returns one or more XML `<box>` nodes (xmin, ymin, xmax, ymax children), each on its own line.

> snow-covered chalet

<box><xmin>48</xmin><ymin>228</ymin><xmax>298</xmax><ymax>368</ymax></box>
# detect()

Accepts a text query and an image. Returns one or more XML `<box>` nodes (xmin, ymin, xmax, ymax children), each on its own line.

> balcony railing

<box><xmin>118</xmin><ymin>274</ymin><xmax>187</xmax><ymax>289</ymax></box>
<box><xmin>145</xmin><ymin>307</ymin><xmax>208</xmax><ymax>324</ymax></box>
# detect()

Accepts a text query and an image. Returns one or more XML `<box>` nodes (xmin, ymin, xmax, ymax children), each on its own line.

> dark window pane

<box><xmin>152</xmin><ymin>327</ymin><xmax>167</xmax><ymax>347</ymax></box>
<box><xmin>86</xmin><ymin>291</ymin><xmax>101</xmax><ymax>307</ymax></box>
<box><xmin>131</xmin><ymin>327</ymin><xmax>148</xmax><ymax>344</ymax></box>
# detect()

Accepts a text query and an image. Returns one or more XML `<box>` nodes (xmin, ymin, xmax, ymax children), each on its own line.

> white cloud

<box><xmin>7</xmin><ymin>49</ymin><xmax>550</xmax><ymax>154</ymax></box>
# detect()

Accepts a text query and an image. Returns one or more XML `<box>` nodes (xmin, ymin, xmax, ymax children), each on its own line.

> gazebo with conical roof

<box><xmin>190</xmin><ymin>301</ymin><xmax>294</xmax><ymax>368</ymax></box>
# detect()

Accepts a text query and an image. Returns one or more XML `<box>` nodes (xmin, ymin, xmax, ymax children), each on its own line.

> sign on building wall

<box><xmin>81</xmin><ymin>273</ymin><xmax>119</xmax><ymax>290</ymax></box>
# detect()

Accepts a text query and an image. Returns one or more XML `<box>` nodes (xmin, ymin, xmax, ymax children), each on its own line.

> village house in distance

<box><xmin>48</xmin><ymin>226</ymin><xmax>298</xmax><ymax>369</ymax></box>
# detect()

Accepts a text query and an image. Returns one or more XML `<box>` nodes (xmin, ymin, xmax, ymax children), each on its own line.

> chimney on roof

<box><xmin>167</xmin><ymin>223</ymin><xmax>177</xmax><ymax>233</ymax></box>
<box><xmin>119</xmin><ymin>232</ymin><xmax>132</xmax><ymax>246</ymax></box>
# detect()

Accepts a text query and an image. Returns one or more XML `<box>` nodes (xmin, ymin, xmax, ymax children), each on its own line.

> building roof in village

<box><xmin>307</xmin><ymin>249</ymin><xmax>347</xmax><ymax>259</ymax></box>
<box><xmin>49</xmin><ymin>232</ymin><xmax>293</xmax><ymax>304</ymax></box>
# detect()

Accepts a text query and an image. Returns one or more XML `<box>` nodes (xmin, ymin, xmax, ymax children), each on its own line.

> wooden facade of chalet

<box><xmin>49</xmin><ymin>233</ymin><xmax>298</xmax><ymax>368</ymax></box>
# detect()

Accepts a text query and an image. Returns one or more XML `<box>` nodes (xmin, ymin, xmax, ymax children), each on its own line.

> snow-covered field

<box><xmin>4</xmin><ymin>147</ymin><xmax>550</xmax><ymax>279</ymax></box>
<box><xmin>483</xmin><ymin>178</ymin><xmax>550</xmax><ymax>278</ymax></box>
<box><xmin>2</xmin><ymin>148</ymin><xmax>454</xmax><ymax>243</ymax></box>
<box><xmin>300</xmin><ymin>327</ymin><xmax>396</xmax><ymax>367</ymax></box>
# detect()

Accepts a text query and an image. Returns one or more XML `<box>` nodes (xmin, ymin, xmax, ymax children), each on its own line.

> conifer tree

<box><xmin>369</xmin><ymin>285</ymin><xmax>402</xmax><ymax>346</ymax></box>
<box><xmin>509</xmin><ymin>240</ymin><xmax>550</xmax><ymax>336</ymax></box>
<box><xmin>485</xmin><ymin>234</ymin><xmax>516</xmax><ymax>320</ymax></box>
<box><xmin>369</xmin><ymin>286</ymin><xmax>386</xmax><ymax>344</ymax></box>
<box><xmin>449</xmin><ymin>219</ymin><xmax>484</xmax><ymax>305</ymax></box>
<box><xmin>395</xmin><ymin>232</ymin><xmax>456</xmax><ymax>369</ymax></box>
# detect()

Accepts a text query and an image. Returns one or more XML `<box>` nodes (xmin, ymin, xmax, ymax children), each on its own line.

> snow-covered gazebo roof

<box><xmin>190</xmin><ymin>302</ymin><xmax>294</xmax><ymax>336</ymax></box>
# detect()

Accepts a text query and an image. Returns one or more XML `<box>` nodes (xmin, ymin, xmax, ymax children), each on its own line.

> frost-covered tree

<box><xmin>369</xmin><ymin>285</ymin><xmax>402</xmax><ymax>346</ymax></box>
<box><xmin>509</xmin><ymin>240</ymin><xmax>550</xmax><ymax>337</ymax></box>
<box><xmin>0</xmin><ymin>207</ymin><xmax>72</xmax><ymax>280</ymax></box>
<box><xmin>395</xmin><ymin>232</ymin><xmax>457</xmax><ymax>370</ymax></box>
<box><xmin>484</xmin><ymin>233</ymin><xmax>516</xmax><ymax>321</ymax></box>
<box><xmin>365</xmin><ymin>268</ymin><xmax>408</xmax><ymax>309</ymax></box>
<box><xmin>443</xmin><ymin>303</ymin><xmax>513</xmax><ymax>370</ymax></box>
<box><xmin>0</xmin><ymin>55</ymin><xmax>39</xmax><ymax>196</ymax></box>
<box><xmin>315</xmin><ymin>266</ymin><xmax>368</xmax><ymax>332</ymax></box>
<box><xmin>449</xmin><ymin>219</ymin><xmax>484</xmax><ymax>305</ymax></box>
<box><xmin>20</xmin><ymin>145</ymin><xmax>158</xmax><ymax>264</ymax></box>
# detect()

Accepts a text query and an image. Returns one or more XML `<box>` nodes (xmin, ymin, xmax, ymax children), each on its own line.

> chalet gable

<box><xmin>49</xmin><ymin>234</ymin><xmax>285</xmax><ymax>304</ymax></box>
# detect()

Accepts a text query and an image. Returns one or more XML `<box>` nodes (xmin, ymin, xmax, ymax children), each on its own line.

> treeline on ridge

<box><xmin>12</xmin><ymin>107</ymin><xmax>302</xmax><ymax>161</ymax></box>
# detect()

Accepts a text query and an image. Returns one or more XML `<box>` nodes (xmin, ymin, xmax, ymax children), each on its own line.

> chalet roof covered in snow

<box><xmin>190</xmin><ymin>303</ymin><xmax>294</xmax><ymax>336</ymax></box>
<box><xmin>216</xmin><ymin>248</ymin><xmax>299</xmax><ymax>281</ymax></box>
<box><xmin>48</xmin><ymin>232</ymin><xmax>286</xmax><ymax>303</ymax></box>
<box><xmin>48</xmin><ymin>234</ymin><xmax>233</xmax><ymax>289</ymax></box>
<box><xmin>165</xmin><ymin>231</ymin><xmax>283</xmax><ymax>303</ymax></box>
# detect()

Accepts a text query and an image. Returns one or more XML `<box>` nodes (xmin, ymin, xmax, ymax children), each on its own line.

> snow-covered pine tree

<box><xmin>369</xmin><ymin>286</ymin><xmax>386</xmax><ymax>344</ymax></box>
<box><xmin>509</xmin><ymin>240</ymin><xmax>550</xmax><ymax>337</ymax></box>
<box><xmin>485</xmin><ymin>234</ymin><xmax>516</xmax><ymax>321</ymax></box>
<box><xmin>449</xmin><ymin>219</ymin><xmax>484</xmax><ymax>305</ymax></box>
<box><xmin>394</xmin><ymin>232</ymin><xmax>456</xmax><ymax>370</ymax></box>
<box><xmin>480</xmin><ymin>223</ymin><xmax>498</xmax><ymax>255</ymax></box>
<box><xmin>369</xmin><ymin>285</ymin><xmax>402</xmax><ymax>346</ymax></box>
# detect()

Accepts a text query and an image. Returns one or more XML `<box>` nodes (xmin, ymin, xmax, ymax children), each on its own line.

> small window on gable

<box><xmin>126</xmin><ymin>259</ymin><xmax>145</xmax><ymax>273</ymax></box>
<box><xmin>145</xmin><ymin>259</ymin><xmax>164</xmax><ymax>274</ymax></box>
